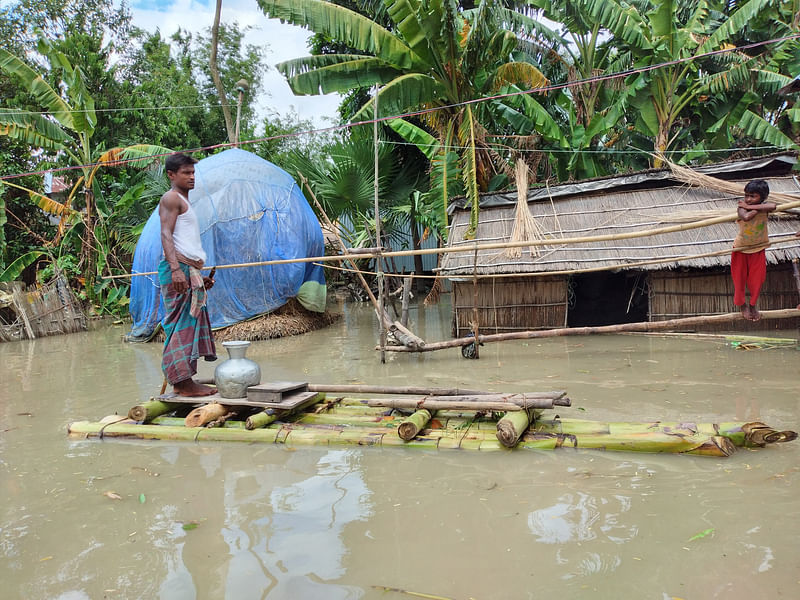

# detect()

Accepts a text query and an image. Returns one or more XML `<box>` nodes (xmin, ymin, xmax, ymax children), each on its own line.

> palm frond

<box><xmin>699</xmin><ymin>0</ymin><xmax>775</xmax><ymax>54</ymax></box>
<box><xmin>281</xmin><ymin>57</ymin><xmax>405</xmax><ymax>96</ymax></box>
<box><xmin>351</xmin><ymin>73</ymin><xmax>446</xmax><ymax>122</ymax></box>
<box><xmin>0</xmin><ymin>47</ymin><xmax>78</xmax><ymax>132</ymax></box>
<box><xmin>459</xmin><ymin>105</ymin><xmax>480</xmax><ymax>240</ymax></box>
<box><xmin>257</xmin><ymin>0</ymin><xmax>418</xmax><ymax>69</ymax></box>
<box><xmin>0</xmin><ymin>250</ymin><xmax>47</xmax><ymax>282</ymax></box>
<box><xmin>583</xmin><ymin>0</ymin><xmax>652</xmax><ymax>50</ymax></box>
<box><xmin>0</xmin><ymin>179</ymin><xmax>79</xmax><ymax>218</ymax></box>
<box><xmin>737</xmin><ymin>109</ymin><xmax>798</xmax><ymax>150</ymax></box>
<box><xmin>385</xmin><ymin>0</ymin><xmax>436</xmax><ymax>66</ymax></box>
<box><xmin>494</xmin><ymin>62</ymin><xmax>549</xmax><ymax>92</ymax></box>
<box><xmin>386</xmin><ymin>118</ymin><xmax>439</xmax><ymax>159</ymax></box>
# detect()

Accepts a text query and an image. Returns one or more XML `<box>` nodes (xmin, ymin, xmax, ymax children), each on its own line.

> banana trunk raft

<box><xmin>67</xmin><ymin>383</ymin><xmax>797</xmax><ymax>458</ymax></box>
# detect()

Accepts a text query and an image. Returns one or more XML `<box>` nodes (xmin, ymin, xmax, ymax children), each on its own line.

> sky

<box><xmin>126</xmin><ymin>0</ymin><xmax>342</xmax><ymax>128</ymax></box>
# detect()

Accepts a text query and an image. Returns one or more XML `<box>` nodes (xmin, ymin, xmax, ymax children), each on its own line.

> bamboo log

<box><xmin>128</xmin><ymin>400</ymin><xmax>182</xmax><ymax>423</ymax></box>
<box><xmin>299</xmin><ymin>413</ymin><xmax>399</xmax><ymax>427</ymax></box>
<box><xmin>369</xmin><ymin>393</ymin><xmax>568</xmax><ymax>412</ymax></box>
<box><xmin>379</xmin><ymin>309</ymin><xmax>800</xmax><ymax>352</ymax></box>
<box><xmin>144</xmin><ymin>410</ymin><xmax>799</xmax><ymax>449</ymax></box>
<box><xmin>520</xmin><ymin>430</ymin><xmax>737</xmax><ymax>457</ymax></box>
<box><xmin>105</xmin><ymin>196</ymin><xmax>800</xmax><ymax>281</ymax></box>
<box><xmin>623</xmin><ymin>332</ymin><xmax>798</xmax><ymax>346</ymax></box>
<box><xmin>496</xmin><ymin>410</ymin><xmax>531</xmax><ymax>448</ymax></box>
<box><xmin>185</xmin><ymin>403</ymin><xmax>230</xmax><ymax>428</ymax></box>
<box><xmin>245</xmin><ymin>409</ymin><xmax>279</xmax><ymax>430</ymax></box>
<box><xmin>389</xmin><ymin>320</ymin><xmax>426</xmax><ymax>349</ymax></box>
<box><xmin>397</xmin><ymin>409</ymin><xmax>433</xmax><ymax>441</ymax></box>
<box><xmin>370</xmin><ymin>399</ymin><xmax>523</xmax><ymax>412</ymax></box>
<box><xmin>306</xmin><ymin>384</ymin><xmax>495</xmax><ymax>396</ymax></box>
<box><xmin>68</xmin><ymin>420</ymin><xmax>737</xmax><ymax>456</ymax></box>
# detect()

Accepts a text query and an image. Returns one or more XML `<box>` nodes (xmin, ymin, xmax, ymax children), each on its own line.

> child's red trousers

<box><xmin>730</xmin><ymin>249</ymin><xmax>766</xmax><ymax>306</ymax></box>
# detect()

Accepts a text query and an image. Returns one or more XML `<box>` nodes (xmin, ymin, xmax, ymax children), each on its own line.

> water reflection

<box><xmin>150</xmin><ymin>447</ymin><xmax>371</xmax><ymax>600</ymax></box>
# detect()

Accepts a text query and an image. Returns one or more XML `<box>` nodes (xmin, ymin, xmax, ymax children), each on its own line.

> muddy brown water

<box><xmin>1</xmin><ymin>298</ymin><xmax>798</xmax><ymax>599</ymax></box>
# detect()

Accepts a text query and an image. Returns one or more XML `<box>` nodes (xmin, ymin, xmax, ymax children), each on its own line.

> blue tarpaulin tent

<box><xmin>127</xmin><ymin>149</ymin><xmax>326</xmax><ymax>341</ymax></box>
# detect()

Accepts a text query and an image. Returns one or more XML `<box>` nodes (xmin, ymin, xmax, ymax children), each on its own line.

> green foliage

<box><xmin>282</xmin><ymin>132</ymin><xmax>424</xmax><ymax>248</ymax></box>
<box><xmin>259</xmin><ymin>0</ymin><xmax>551</xmax><ymax>239</ymax></box>
<box><xmin>0</xmin><ymin>250</ymin><xmax>45</xmax><ymax>282</ymax></box>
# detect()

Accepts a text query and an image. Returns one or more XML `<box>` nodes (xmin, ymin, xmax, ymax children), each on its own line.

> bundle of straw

<box><xmin>666</xmin><ymin>159</ymin><xmax>800</xmax><ymax>207</ymax></box>
<box><xmin>505</xmin><ymin>158</ymin><xmax>545</xmax><ymax>258</ymax></box>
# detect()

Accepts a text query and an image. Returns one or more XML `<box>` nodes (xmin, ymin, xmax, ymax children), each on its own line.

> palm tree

<box><xmin>257</xmin><ymin>0</ymin><xmax>550</xmax><ymax>237</ymax></box>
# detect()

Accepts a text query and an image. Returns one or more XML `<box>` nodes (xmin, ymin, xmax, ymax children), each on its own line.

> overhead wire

<box><xmin>1</xmin><ymin>31</ymin><xmax>798</xmax><ymax>182</ymax></box>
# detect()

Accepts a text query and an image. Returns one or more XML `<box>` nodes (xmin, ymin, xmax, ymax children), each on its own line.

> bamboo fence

<box><xmin>0</xmin><ymin>275</ymin><xmax>86</xmax><ymax>342</ymax></box>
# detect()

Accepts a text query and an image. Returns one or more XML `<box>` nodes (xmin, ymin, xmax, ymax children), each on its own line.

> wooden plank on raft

<box><xmin>254</xmin><ymin>391</ymin><xmax>321</xmax><ymax>410</ymax></box>
<box><xmin>158</xmin><ymin>389</ymin><xmax>321</xmax><ymax>411</ymax></box>
<box><xmin>157</xmin><ymin>392</ymin><xmax>282</xmax><ymax>409</ymax></box>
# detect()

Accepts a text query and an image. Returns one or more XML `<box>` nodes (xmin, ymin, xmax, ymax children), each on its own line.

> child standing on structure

<box><xmin>731</xmin><ymin>179</ymin><xmax>775</xmax><ymax>321</ymax></box>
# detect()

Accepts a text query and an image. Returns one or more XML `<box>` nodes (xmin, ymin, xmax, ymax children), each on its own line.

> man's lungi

<box><xmin>158</xmin><ymin>260</ymin><xmax>216</xmax><ymax>384</ymax></box>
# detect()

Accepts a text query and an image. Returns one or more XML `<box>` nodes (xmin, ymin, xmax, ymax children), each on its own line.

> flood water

<box><xmin>1</xmin><ymin>296</ymin><xmax>798</xmax><ymax>600</ymax></box>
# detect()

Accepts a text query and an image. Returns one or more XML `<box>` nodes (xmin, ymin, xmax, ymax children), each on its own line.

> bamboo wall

<box><xmin>452</xmin><ymin>276</ymin><xmax>567</xmax><ymax>337</ymax></box>
<box><xmin>649</xmin><ymin>263</ymin><xmax>800</xmax><ymax>331</ymax></box>
<box><xmin>0</xmin><ymin>276</ymin><xmax>87</xmax><ymax>342</ymax></box>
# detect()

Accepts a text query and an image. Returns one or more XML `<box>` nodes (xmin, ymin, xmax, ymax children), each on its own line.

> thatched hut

<box><xmin>441</xmin><ymin>154</ymin><xmax>800</xmax><ymax>335</ymax></box>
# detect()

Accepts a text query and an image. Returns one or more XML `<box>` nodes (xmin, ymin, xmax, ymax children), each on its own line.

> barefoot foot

<box><xmin>174</xmin><ymin>379</ymin><xmax>216</xmax><ymax>397</ymax></box>
<box><xmin>739</xmin><ymin>305</ymin><xmax>752</xmax><ymax>320</ymax></box>
<box><xmin>750</xmin><ymin>306</ymin><xmax>761</xmax><ymax>321</ymax></box>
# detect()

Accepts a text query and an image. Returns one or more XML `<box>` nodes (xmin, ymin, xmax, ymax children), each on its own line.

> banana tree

<box><xmin>0</xmin><ymin>38</ymin><xmax>170</xmax><ymax>301</ymax></box>
<box><xmin>581</xmin><ymin>0</ymin><xmax>788</xmax><ymax>166</ymax></box>
<box><xmin>257</xmin><ymin>0</ymin><xmax>550</xmax><ymax>239</ymax></box>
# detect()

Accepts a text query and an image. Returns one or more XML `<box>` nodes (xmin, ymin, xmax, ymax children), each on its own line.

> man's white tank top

<box><xmin>172</xmin><ymin>193</ymin><xmax>206</xmax><ymax>263</ymax></box>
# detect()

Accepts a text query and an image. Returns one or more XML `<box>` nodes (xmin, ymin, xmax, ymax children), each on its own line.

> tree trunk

<box><xmin>410</xmin><ymin>204</ymin><xmax>425</xmax><ymax>293</ymax></box>
<box><xmin>210</xmin><ymin>0</ymin><xmax>235</xmax><ymax>143</ymax></box>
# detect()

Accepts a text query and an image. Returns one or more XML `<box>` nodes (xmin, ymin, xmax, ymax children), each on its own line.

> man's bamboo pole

<box><xmin>103</xmin><ymin>201</ymin><xmax>800</xmax><ymax>280</ymax></box>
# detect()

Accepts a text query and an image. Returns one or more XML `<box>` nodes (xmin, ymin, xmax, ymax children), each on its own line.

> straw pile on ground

<box><xmin>214</xmin><ymin>299</ymin><xmax>340</xmax><ymax>342</ymax></box>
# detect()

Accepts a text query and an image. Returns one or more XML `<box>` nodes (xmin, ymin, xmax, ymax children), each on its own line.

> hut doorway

<box><xmin>568</xmin><ymin>272</ymin><xmax>648</xmax><ymax>327</ymax></box>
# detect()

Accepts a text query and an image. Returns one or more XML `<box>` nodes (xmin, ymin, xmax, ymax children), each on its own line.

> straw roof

<box><xmin>441</xmin><ymin>155</ymin><xmax>800</xmax><ymax>277</ymax></box>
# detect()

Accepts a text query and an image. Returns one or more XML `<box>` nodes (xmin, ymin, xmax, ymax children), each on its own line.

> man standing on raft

<box><xmin>159</xmin><ymin>153</ymin><xmax>217</xmax><ymax>397</ymax></box>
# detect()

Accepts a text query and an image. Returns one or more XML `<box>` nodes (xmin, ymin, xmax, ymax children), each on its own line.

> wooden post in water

<box><xmin>374</xmin><ymin>84</ymin><xmax>386</xmax><ymax>363</ymax></box>
<box><xmin>400</xmin><ymin>276</ymin><xmax>412</xmax><ymax>328</ymax></box>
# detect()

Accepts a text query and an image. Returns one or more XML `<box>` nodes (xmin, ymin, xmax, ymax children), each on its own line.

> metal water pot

<box><xmin>214</xmin><ymin>340</ymin><xmax>261</xmax><ymax>399</ymax></box>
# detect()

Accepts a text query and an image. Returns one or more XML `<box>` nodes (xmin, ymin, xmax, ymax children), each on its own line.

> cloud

<box><xmin>128</xmin><ymin>0</ymin><xmax>341</xmax><ymax>128</ymax></box>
